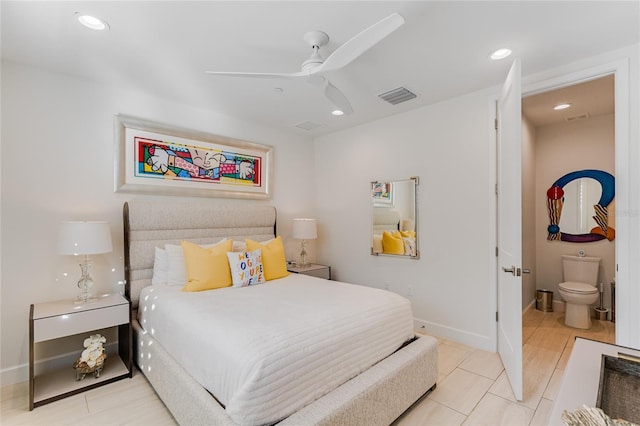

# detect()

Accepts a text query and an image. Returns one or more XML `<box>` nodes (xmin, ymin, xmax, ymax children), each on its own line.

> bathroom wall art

<box><xmin>546</xmin><ymin>169</ymin><xmax>615</xmax><ymax>242</ymax></box>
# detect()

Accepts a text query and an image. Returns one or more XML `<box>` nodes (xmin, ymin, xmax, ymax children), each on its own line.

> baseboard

<box><xmin>553</xmin><ymin>299</ymin><xmax>566</xmax><ymax>313</ymax></box>
<box><xmin>1</xmin><ymin>363</ymin><xmax>27</xmax><ymax>387</ymax></box>
<box><xmin>413</xmin><ymin>318</ymin><xmax>495</xmax><ymax>352</ymax></box>
<box><xmin>523</xmin><ymin>298</ymin><xmax>536</xmax><ymax>315</ymax></box>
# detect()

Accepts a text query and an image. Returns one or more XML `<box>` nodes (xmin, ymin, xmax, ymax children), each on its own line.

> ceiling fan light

<box><xmin>77</xmin><ymin>14</ymin><xmax>109</xmax><ymax>31</ymax></box>
<box><xmin>490</xmin><ymin>48</ymin><xmax>512</xmax><ymax>60</ymax></box>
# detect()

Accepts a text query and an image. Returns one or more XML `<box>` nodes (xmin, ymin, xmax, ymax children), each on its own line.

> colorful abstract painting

<box><xmin>371</xmin><ymin>181</ymin><xmax>392</xmax><ymax>205</ymax></box>
<box><xmin>114</xmin><ymin>115</ymin><xmax>272</xmax><ymax>199</ymax></box>
<box><xmin>135</xmin><ymin>137</ymin><xmax>262</xmax><ymax>187</ymax></box>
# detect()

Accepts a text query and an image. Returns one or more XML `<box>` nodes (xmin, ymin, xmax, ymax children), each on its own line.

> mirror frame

<box><xmin>546</xmin><ymin>169</ymin><xmax>615</xmax><ymax>243</ymax></box>
<box><xmin>371</xmin><ymin>176</ymin><xmax>419</xmax><ymax>259</ymax></box>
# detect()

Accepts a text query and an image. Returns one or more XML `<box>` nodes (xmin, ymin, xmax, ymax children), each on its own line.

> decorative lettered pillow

<box><xmin>227</xmin><ymin>249</ymin><xmax>265</xmax><ymax>287</ymax></box>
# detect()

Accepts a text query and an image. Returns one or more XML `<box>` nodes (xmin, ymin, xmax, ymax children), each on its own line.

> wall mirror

<box><xmin>371</xmin><ymin>177</ymin><xmax>419</xmax><ymax>258</ymax></box>
<box><xmin>546</xmin><ymin>169</ymin><xmax>615</xmax><ymax>242</ymax></box>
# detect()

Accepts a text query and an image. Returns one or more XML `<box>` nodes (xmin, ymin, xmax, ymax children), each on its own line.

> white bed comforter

<box><xmin>138</xmin><ymin>274</ymin><xmax>414</xmax><ymax>426</ymax></box>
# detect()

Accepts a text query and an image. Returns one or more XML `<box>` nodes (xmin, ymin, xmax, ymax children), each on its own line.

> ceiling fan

<box><xmin>206</xmin><ymin>12</ymin><xmax>405</xmax><ymax>115</ymax></box>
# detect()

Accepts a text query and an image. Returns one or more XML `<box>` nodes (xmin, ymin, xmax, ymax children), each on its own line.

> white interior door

<box><xmin>496</xmin><ymin>59</ymin><xmax>523</xmax><ymax>401</ymax></box>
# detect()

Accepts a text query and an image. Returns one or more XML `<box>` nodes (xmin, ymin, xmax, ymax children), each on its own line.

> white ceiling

<box><xmin>2</xmin><ymin>1</ymin><xmax>638</xmax><ymax>136</ymax></box>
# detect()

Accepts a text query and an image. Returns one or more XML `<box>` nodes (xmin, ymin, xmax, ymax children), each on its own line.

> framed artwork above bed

<box><xmin>114</xmin><ymin>114</ymin><xmax>272</xmax><ymax>199</ymax></box>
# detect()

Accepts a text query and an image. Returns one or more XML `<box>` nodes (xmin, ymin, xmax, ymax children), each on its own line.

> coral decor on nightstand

<box><xmin>73</xmin><ymin>334</ymin><xmax>107</xmax><ymax>381</ymax></box>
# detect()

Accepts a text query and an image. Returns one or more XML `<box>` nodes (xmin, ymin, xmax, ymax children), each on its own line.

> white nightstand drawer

<box><xmin>287</xmin><ymin>263</ymin><xmax>331</xmax><ymax>280</ymax></box>
<box><xmin>33</xmin><ymin>303</ymin><xmax>129</xmax><ymax>342</ymax></box>
<box><xmin>300</xmin><ymin>267</ymin><xmax>331</xmax><ymax>279</ymax></box>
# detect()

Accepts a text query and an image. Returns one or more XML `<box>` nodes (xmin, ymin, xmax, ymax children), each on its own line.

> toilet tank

<box><xmin>562</xmin><ymin>255</ymin><xmax>600</xmax><ymax>285</ymax></box>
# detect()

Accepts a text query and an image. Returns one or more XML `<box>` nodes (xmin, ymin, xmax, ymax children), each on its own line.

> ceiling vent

<box><xmin>564</xmin><ymin>112</ymin><xmax>590</xmax><ymax>122</ymax></box>
<box><xmin>378</xmin><ymin>87</ymin><xmax>417</xmax><ymax>105</ymax></box>
<box><xmin>294</xmin><ymin>121</ymin><xmax>323</xmax><ymax>131</ymax></box>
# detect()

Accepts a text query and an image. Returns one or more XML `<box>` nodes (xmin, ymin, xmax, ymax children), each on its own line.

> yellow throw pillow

<box><xmin>181</xmin><ymin>240</ymin><xmax>233</xmax><ymax>292</ymax></box>
<box><xmin>382</xmin><ymin>231</ymin><xmax>405</xmax><ymax>255</ymax></box>
<box><xmin>246</xmin><ymin>236</ymin><xmax>289</xmax><ymax>281</ymax></box>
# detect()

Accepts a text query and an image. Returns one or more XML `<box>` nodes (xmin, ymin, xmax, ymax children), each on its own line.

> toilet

<box><xmin>557</xmin><ymin>255</ymin><xmax>600</xmax><ymax>329</ymax></box>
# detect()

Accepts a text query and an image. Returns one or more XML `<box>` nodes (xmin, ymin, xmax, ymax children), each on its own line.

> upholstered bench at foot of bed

<box><xmin>280</xmin><ymin>335</ymin><xmax>438</xmax><ymax>426</ymax></box>
<box><xmin>134</xmin><ymin>315</ymin><xmax>437</xmax><ymax>426</ymax></box>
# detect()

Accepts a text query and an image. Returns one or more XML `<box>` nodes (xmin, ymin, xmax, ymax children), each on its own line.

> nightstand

<box><xmin>287</xmin><ymin>263</ymin><xmax>332</xmax><ymax>280</ymax></box>
<box><xmin>29</xmin><ymin>293</ymin><xmax>132</xmax><ymax>410</ymax></box>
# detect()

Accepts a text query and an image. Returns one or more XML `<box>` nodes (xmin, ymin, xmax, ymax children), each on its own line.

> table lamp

<box><xmin>58</xmin><ymin>221</ymin><xmax>113</xmax><ymax>303</ymax></box>
<box><xmin>292</xmin><ymin>218</ymin><xmax>317</xmax><ymax>268</ymax></box>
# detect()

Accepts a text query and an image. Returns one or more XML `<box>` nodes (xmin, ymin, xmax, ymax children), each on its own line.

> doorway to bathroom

<box><xmin>495</xmin><ymin>56</ymin><xmax>632</xmax><ymax>403</ymax></box>
<box><xmin>521</xmin><ymin>74</ymin><xmax>616</xmax><ymax>335</ymax></box>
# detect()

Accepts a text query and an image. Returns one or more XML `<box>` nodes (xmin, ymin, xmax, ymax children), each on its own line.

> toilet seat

<box><xmin>559</xmin><ymin>281</ymin><xmax>598</xmax><ymax>294</ymax></box>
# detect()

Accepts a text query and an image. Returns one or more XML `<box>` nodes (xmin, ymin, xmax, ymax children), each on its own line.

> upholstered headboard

<box><xmin>372</xmin><ymin>208</ymin><xmax>401</xmax><ymax>232</ymax></box>
<box><xmin>123</xmin><ymin>200</ymin><xmax>276</xmax><ymax>309</ymax></box>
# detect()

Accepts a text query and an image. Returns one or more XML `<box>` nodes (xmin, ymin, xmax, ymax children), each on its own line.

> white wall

<box><xmin>0</xmin><ymin>61</ymin><xmax>316</xmax><ymax>384</ymax></box>
<box><xmin>314</xmin><ymin>87</ymin><xmax>498</xmax><ymax>350</ymax></box>
<box><xmin>521</xmin><ymin>116</ymin><xmax>537</xmax><ymax>309</ymax></box>
<box><xmin>534</xmin><ymin>114</ymin><xmax>615</xmax><ymax>306</ymax></box>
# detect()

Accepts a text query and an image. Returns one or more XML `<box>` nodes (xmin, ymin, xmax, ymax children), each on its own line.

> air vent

<box><xmin>564</xmin><ymin>112</ymin><xmax>590</xmax><ymax>122</ymax></box>
<box><xmin>294</xmin><ymin>121</ymin><xmax>323</xmax><ymax>131</ymax></box>
<box><xmin>378</xmin><ymin>87</ymin><xmax>417</xmax><ymax>105</ymax></box>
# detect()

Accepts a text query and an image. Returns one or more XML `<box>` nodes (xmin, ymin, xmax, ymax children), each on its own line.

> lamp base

<box><xmin>76</xmin><ymin>257</ymin><xmax>96</xmax><ymax>304</ymax></box>
<box><xmin>297</xmin><ymin>240</ymin><xmax>309</xmax><ymax>268</ymax></box>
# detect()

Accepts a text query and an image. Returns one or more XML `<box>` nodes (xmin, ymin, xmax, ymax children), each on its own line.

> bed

<box><xmin>123</xmin><ymin>199</ymin><xmax>437</xmax><ymax>425</ymax></box>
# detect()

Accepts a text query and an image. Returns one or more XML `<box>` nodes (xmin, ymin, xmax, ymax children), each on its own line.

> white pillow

<box><xmin>165</xmin><ymin>239</ymin><xmax>228</xmax><ymax>286</ymax></box>
<box><xmin>227</xmin><ymin>249</ymin><xmax>265</xmax><ymax>287</ymax></box>
<box><xmin>372</xmin><ymin>234</ymin><xmax>383</xmax><ymax>254</ymax></box>
<box><xmin>151</xmin><ymin>247</ymin><xmax>169</xmax><ymax>285</ymax></box>
<box><xmin>231</xmin><ymin>238</ymin><xmax>272</xmax><ymax>253</ymax></box>
<box><xmin>232</xmin><ymin>240</ymin><xmax>247</xmax><ymax>252</ymax></box>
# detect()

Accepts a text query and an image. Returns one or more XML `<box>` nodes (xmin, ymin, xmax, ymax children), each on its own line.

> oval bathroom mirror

<box><xmin>546</xmin><ymin>169</ymin><xmax>615</xmax><ymax>243</ymax></box>
<box><xmin>371</xmin><ymin>177</ymin><xmax>419</xmax><ymax>258</ymax></box>
<box><xmin>559</xmin><ymin>178</ymin><xmax>602</xmax><ymax>234</ymax></box>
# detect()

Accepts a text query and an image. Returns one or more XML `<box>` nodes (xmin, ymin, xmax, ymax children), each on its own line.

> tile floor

<box><xmin>396</xmin><ymin>309</ymin><xmax>615</xmax><ymax>426</ymax></box>
<box><xmin>1</xmin><ymin>309</ymin><xmax>615</xmax><ymax>425</ymax></box>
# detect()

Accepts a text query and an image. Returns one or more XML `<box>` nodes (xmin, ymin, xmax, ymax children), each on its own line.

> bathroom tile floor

<box><xmin>0</xmin><ymin>309</ymin><xmax>615</xmax><ymax>426</ymax></box>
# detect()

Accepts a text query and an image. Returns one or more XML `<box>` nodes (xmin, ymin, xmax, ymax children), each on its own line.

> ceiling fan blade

<box><xmin>324</xmin><ymin>80</ymin><xmax>353</xmax><ymax>115</ymax></box>
<box><xmin>205</xmin><ymin>70</ymin><xmax>308</xmax><ymax>80</ymax></box>
<box><xmin>316</xmin><ymin>12</ymin><xmax>405</xmax><ymax>74</ymax></box>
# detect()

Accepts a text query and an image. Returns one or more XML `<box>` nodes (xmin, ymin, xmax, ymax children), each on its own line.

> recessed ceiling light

<box><xmin>553</xmin><ymin>103</ymin><xmax>572</xmax><ymax>110</ymax></box>
<box><xmin>77</xmin><ymin>14</ymin><xmax>110</xmax><ymax>31</ymax></box>
<box><xmin>490</xmin><ymin>48</ymin><xmax>512</xmax><ymax>60</ymax></box>
<box><xmin>331</xmin><ymin>110</ymin><xmax>344</xmax><ymax>116</ymax></box>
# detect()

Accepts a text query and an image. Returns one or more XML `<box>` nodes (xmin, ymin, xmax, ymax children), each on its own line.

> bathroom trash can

<box><xmin>536</xmin><ymin>290</ymin><xmax>553</xmax><ymax>312</ymax></box>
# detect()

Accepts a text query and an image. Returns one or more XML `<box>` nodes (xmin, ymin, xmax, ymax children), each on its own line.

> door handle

<box><xmin>502</xmin><ymin>266</ymin><xmax>524</xmax><ymax>276</ymax></box>
<box><xmin>502</xmin><ymin>266</ymin><xmax>516</xmax><ymax>275</ymax></box>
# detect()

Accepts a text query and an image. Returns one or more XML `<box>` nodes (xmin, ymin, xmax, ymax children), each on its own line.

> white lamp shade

<box><xmin>292</xmin><ymin>218</ymin><xmax>317</xmax><ymax>240</ymax></box>
<box><xmin>58</xmin><ymin>221</ymin><xmax>113</xmax><ymax>255</ymax></box>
